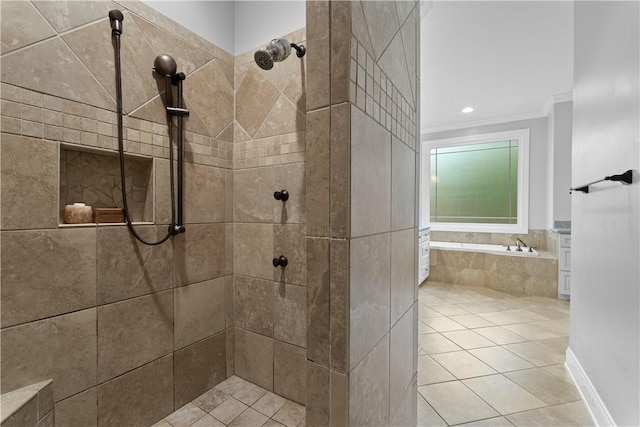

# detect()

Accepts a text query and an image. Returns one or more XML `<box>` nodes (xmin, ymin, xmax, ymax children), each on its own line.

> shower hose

<box><xmin>112</xmin><ymin>24</ymin><xmax>177</xmax><ymax>245</ymax></box>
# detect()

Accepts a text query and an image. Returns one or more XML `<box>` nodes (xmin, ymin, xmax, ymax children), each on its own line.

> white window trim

<box><xmin>420</xmin><ymin>129</ymin><xmax>530</xmax><ymax>234</ymax></box>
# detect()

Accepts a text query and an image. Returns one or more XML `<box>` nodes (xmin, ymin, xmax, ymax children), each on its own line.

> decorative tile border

<box><xmin>349</xmin><ymin>37</ymin><xmax>417</xmax><ymax>151</ymax></box>
<box><xmin>0</xmin><ymin>83</ymin><xmax>232</xmax><ymax>169</ymax></box>
<box><xmin>233</xmin><ymin>131</ymin><xmax>305</xmax><ymax>169</ymax></box>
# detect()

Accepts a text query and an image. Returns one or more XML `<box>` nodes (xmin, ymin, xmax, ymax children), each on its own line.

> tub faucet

<box><xmin>515</xmin><ymin>237</ymin><xmax>528</xmax><ymax>251</ymax></box>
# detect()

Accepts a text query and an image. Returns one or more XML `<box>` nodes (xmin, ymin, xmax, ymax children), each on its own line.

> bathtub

<box><xmin>430</xmin><ymin>241</ymin><xmax>539</xmax><ymax>257</ymax></box>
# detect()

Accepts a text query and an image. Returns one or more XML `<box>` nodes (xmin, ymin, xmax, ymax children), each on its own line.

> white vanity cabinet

<box><xmin>418</xmin><ymin>228</ymin><xmax>430</xmax><ymax>284</ymax></box>
<box><xmin>558</xmin><ymin>234</ymin><xmax>571</xmax><ymax>299</ymax></box>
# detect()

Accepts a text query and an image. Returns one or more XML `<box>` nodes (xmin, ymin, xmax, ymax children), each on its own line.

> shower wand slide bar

<box><xmin>570</xmin><ymin>169</ymin><xmax>633</xmax><ymax>194</ymax></box>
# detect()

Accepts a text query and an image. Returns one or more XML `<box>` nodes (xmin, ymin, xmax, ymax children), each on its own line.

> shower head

<box><xmin>153</xmin><ymin>54</ymin><xmax>177</xmax><ymax>77</ymax></box>
<box><xmin>254</xmin><ymin>38</ymin><xmax>305</xmax><ymax>70</ymax></box>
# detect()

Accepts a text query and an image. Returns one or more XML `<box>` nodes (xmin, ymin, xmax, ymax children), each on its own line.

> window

<box><xmin>420</xmin><ymin>129</ymin><xmax>530</xmax><ymax>233</ymax></box>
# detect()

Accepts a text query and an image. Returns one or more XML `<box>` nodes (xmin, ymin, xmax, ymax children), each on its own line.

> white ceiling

<box><xmin>420</xmin><ymin>1</ymin><xmax>574</xmax><ymax>134</ymax></box>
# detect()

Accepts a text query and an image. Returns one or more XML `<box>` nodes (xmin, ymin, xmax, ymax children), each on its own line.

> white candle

<box><xmin>64</xmin><ymin>203</ymin><xmax>93</xmax><ymax>224</ymax></box>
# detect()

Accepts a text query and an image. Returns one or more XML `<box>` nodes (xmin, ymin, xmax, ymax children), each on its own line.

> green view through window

<box><xmin>430</xmin><ymin>140</ymin><xmax>518</xmax><ymax>224</ymax></box>
<box><xmin>421</xmin><ymin>129</ymin><xmax>530</xmax><ymax>233</ymax></box>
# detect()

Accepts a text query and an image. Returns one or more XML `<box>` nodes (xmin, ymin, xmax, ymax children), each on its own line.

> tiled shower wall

<box><xmin>305</xmin><ymin>1</ymin><xmax>420</xmax><ymax>425</ymax></box>
<box><xmin>230</xmin><ymin>29</ymin><xmax>308</xmax><ymax>405</ymax></box>
<box><xmin>1</xmin><ymin>1</ymin><xmax>234</xmax><ymax>425</ymax></box>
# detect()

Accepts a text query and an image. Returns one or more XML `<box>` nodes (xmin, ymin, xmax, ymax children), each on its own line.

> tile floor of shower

<box><xmin>152</xmin><ymin>376</ymin><xmax>305</xmax><ymax>427</ymax></box>
<box><xmin>417</xmin><ymin>281</ymin><xmax>593</xmax><ymax>426</ymax></box>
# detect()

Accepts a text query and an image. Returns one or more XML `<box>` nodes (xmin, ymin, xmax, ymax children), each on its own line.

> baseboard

<box><xmin>565</xmin><ymin>347</ymin><xmax>617</xmax><ymax>426</ymax></box>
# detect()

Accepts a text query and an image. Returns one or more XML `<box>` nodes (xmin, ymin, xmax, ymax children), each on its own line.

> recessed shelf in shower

<box><xmin>58</xmin><ymin>143</ymin><xmax>154</xmax><ymax>226</ymax></box>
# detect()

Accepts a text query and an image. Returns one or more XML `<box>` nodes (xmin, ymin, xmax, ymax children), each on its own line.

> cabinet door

<box><xmin>559</xmin><ymin>271</ymin><xmax>571</xmax><ymax>295</ymax></box>
<box><xmin>560</xmin><ymin>234</ymin><xmax>571</xmax><ymax>248</ymax></box>
<box><xmin>559</xmin><ymin>247</ymin><xmax>571</xmax><ymax>271</ymax></box>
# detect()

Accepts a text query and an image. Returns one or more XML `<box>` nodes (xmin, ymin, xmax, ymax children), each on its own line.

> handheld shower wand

<box><xmin>110</xmin><ymin>10</ymin><xmax>183</xmax><ymax>245</ymax></box>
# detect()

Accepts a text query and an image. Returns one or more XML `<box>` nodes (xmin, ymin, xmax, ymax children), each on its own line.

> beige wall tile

<box><xmin>274</xmin><ymin>283</ymin><xmax>306</xmax><ymax>347</ymax></box>
<box><xmin>350</xmin><ymin>233</ymin><xmax>390</xmax><ymax>370</ymax></box>
<box><xmin>330</xmin><ymin>238</ymin><xmax>349</xmax><ymax>373</ymax></box>
<box><xmin>182</xmin><ymin>60</ymin><xmax>234</xmax><ymax>138</ymax></box>
<box><xmin>154</xmin><ymin>158</ymin><xmax>172</xmax><ymax>225</ymax></box>
<box><xmin>400</xmin><ymin>6</ymin><xmax>418</xmax><ymax>103</ymax></box>
<box><xmin>391</xmin><ymin>228</ymin><xmax>416</xmax><ymax>325</ymax></box>
<box><xmin>55</xmin><ymin>387</ymin><xmax>97</xmax><ymax>427</ymax></box>
<box><xmin>306</xmin><ymin>238</ymin><xmax>330</xmax><ymax>367</ymax></box>
<box><xmin>349</xmin><ymin>334</ymin><xmax>389</xmax><ymax>426</ymax></box>
<box><xmin>98</xmin><ymin>291</ymin><xmax>173</xmax><ymax>382</ymax></box>
<box><xmin>174</xmin><ymin>332</ymin><xmax>227</xmax><ymax>408</ymax></box>
<box><xmin>255</xmin><ymin>95</ymin><xmax>305</xmax><ymax>139</ymax></box>
<box><xmin>1</xmin><ymin>229</ymin><xmax>96</xmax><ymax>327</ymax></box>
<box><xmin>273</xmin><ymin>341</ymin><xmax>305</xmax><ymax>404</ymax></box>
<box><xmin>306</xmin><ymin>0</ymin><xmax>329</xmax><ymax>42</ymax></box>
<box><xmin>306</xmin><ymin>36</ymin><xmax>330</xmax><ymax>111</ymax></box>
<box><xmin>235</xmin><ymin>223</ymin><xmax>273</xmax><ymax>280</ymax></box>
<box><xmin>115</xmin><ymin>0</ymin><xmax>217</xmax><ymax>56</ymax></box>
<box><xmin>305</xmin><ymin>108</ymin><xmax>330</xmax><ymax>237</ymax></box>
<box><xmin>305</xmin><ymin>0</ymin><xmax>330</xmax><ymax>108</ymax></box>
<box><xmin>226</xmin><ymin>327</ymin><xmax>235</xmax><ymax>377</ymax></box>
<box><xmin>273</xmin><ymin>225</ymin><xmax>306</xmax><ymax>286</ymax></box>
<box><xmin>360</xmin><ymin>1</ymin><xmax>399</xmax><ymax>59</ymax></box>
<box><xmin>234</xmin><ymin>167</ymin><xmax>275</xmax><ymax>223</ymax></box>
<box><xmin>225</xmin><ymin>224</ymin><xmax>234</xmax><ymax>275</ymax></box>
<box><xmin>330</xmin><ymin>103</ymin><xmax>351</xmax><ymax>238</ymax></box>
<box><xmin>331</xmin><ymin>1</ymin><xmax>351</xmax><ymax>105</ymax></box>
<box><xmin>225</xmin><ymin>276</ymin><xmax>235</xmax><ymax>328</ymax></box>
<box><xmin>2</xmin><ymin>396</ymin><xmax>37</xmax><ymax>427</ymax></box>
<box><xmin>235</xmin><ymin>68</ymin><xmax>280</xmax><ymax>138</ymax></box>
<box><xmin>377</xmin><ymin>31</ymin><xmax>413</xmax><ymax>103</ymax></box>
<box><xmin>391</xmin><ymin>137</ymin><xmax>416</xmax><ymax>231</ymax></box>
<box><xmin>31</xmin><ymin>0</ymin><xmax>115</xmax><ymax>33</ymax></box>
<box><xmin>390</xmin><ymin>307</ymin><xmax>416</xmax><ymax>418</ymax></box>
<box><xmin>350</xmin><ymin>106</ymin><xmax>391</xmax><ymax>237</ymax></box>
<box><xmin>234</xmin><ymin>275</ymin><xmax>274</xmax><ymax>336</ymax></box>
<box><xmin>63</xmin><ymin>14</ymin><xmax>157</xmax><ymax>113</ymax></box>
<box><xmin>0</xmin><ymin>2</ymin><xmax>55</xmax><ymax>54</ymax></box>
<box><xmin>330</xmin><ymin>370</ymin><xmax>348</xmax><ymax>427</ymax></box>
<box><xmin>274</xmin><ymin>163</ymin><xmax>306</xmax><ymax>225</ymax></box>
<box><xmin>225</xmin><ymin>169</ymin><xmax>234</xmax><ymax>222</ymax></box>
<box><xmin>130</xmin><ymin>14</ymin><xmax>214</xmax><ymax>76</ymax></box>
<box><xmin>391</xmin><ymin>378</ymin><xmax>417</xmax><ymax>427</ymax></box>
<box><xmin>175</xmin><ymin>223</ymin><xmax>225</xmax><ymax>286</ymax></box>
<box><xmin>234</xmin><ymin>328</ymin><xmax>274</xmax><ymax>391</ymax></box>
<box><xmin>97</xmin><ymin>354</ymin><xmax>173</xmax><ymax>427</ymax></box>
<box><xmin>306</xmin><ymin>362</ymin><xmax>329</xmax><ymax>427</ymax></box>
<box><xmin>97</xmin><ymin>225</ymin><xmax>173</xmax><ymax>305</ymax></box>
<box><xmin>1</xmin><ymin>135</ymin><xmax>58</xmax><ymax>230</ymax></box>
<box><xmin>175</xmin><ymin>278</ymin><xmax>226</xmax><ymax>350</ymax></box>
<box><xmin>1</xmin><ymin>309</ymin><xmax>97</xmax><ymax>401</ymax></box>
<box><xmin>183</xmin><ymin>163</ymin><xmax>225</xmax><ymax>224</ymax></box>
<box><xmin>351</xmin><ymin>3</ymin><xmax>374</xmax><ymax>57</ymax></box>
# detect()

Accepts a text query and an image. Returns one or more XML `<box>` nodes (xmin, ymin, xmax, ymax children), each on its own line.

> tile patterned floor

<box><xmin>418</xmin><ymin>281</ymin><xmax>594</xmax><ymax>427</ymax></box>
<box><xmin>152</xmin><ymin>376</ymin><xmax>305</xmax><ymax>427</ymax></box>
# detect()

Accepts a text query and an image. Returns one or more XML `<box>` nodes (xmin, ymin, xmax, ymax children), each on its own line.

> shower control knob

<box><xmin>274</xmin><ymin>190</ymin><xmax>289</xmax><ymax>201</ymax></box>
<box><xmin>273</xmin><ymin>255</ymin><xmax>288</xmax><ymax>268</ymax></box>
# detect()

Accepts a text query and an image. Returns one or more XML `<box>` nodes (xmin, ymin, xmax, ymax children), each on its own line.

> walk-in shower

<box><xmin>254</xmin><ymin>38</ymin><xmax>306</xmax><ymax>70</ymax></box>
<box><xmin>110</xmin><ymin>10</ymin><xmax>188</xmax><ymax>245</ymax></box>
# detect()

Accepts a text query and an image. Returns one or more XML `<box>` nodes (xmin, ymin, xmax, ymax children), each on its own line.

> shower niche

<box><xmin>59</xmin><ymin>144</ymin><xmax>154</xmax><ymax>226</ymax></box>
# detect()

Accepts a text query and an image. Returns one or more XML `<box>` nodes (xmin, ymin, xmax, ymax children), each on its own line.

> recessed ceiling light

<box><xmin>462</xmin><ymin>106</ymin><xmax>474</xmax><ymax>113</ymax></box>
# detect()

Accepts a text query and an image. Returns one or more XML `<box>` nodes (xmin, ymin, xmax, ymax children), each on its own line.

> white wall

<box><xmin>422</xmin><ymin>117</ymin><xmax>549</xmax><ymax>231</ymax></box>
<box><xmin>233</xmin><ymin>1</ymin><xmax>305</xmax><ymax>54</ymax></box>
<box><xmin>570</xmin><ymin>2</ymin><xmax>639</xmax><ymax>426</ymax></box>
<box><xmin>142</xmin><ymin>1</ymin><xmax>236</xmax><ymax>53</ymax></box>
<box><xmin>546</xmin><ymin>101</ymin><xmax>573</xmax><ymax>227</ymax></box>
<box><xmin>142</xmin><ymin>1</ymin><xmax>306</xmax><ymax>55</ymax></box>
